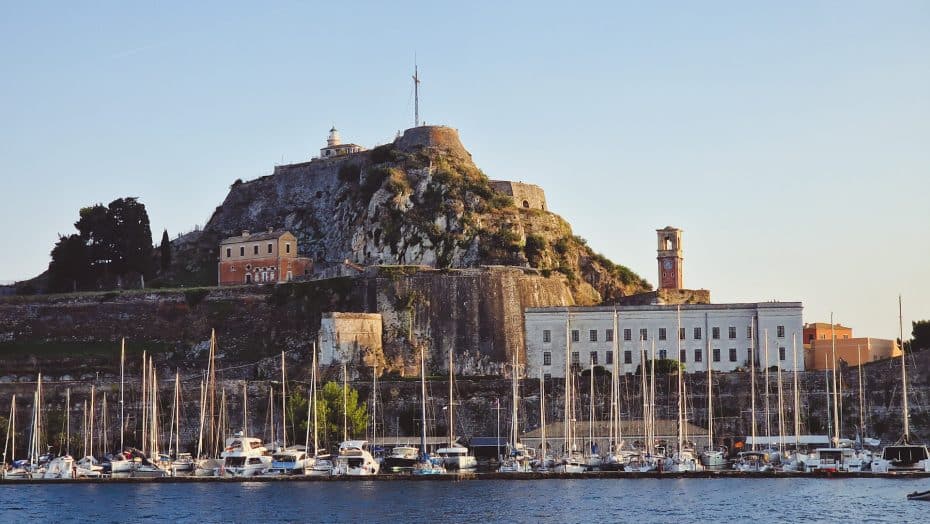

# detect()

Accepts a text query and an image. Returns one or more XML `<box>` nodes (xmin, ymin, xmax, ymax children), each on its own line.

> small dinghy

<box><xmin>907</xmin><ymin>490</ymin><xmax>930</xmax><ymax>501</ymax></box>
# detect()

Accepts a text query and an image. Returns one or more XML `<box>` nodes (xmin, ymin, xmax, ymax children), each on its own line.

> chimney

<box><xmin>242</xmin><ymin>230</ymin><xmax>250</xmax><ymax>237</ymax></box>
<box><xmin>268</xmin><ymin>227</ymin><xmax>274</xmax><ymax>234</ymax></box>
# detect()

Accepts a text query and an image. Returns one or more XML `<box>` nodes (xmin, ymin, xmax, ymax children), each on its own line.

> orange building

<box><xmin>802</xmin><ymin>322</ymin><xmax>901</xmax><ymax>370</ymax></box>
<box><xmin>218</xmin><ymin>229</ymin><xmax>311</xmax><ymax>286</ymax></box>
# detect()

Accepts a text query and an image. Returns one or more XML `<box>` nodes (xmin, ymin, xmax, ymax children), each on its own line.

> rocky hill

<box><xmin>170</xmin><ymin>126</ymin><xmax>649</xmax><ymax>304</ymax></box>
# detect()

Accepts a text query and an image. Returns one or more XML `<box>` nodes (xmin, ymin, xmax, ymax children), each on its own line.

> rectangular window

<box><xmin>226</xmin><ymin>248</ymin><xmax>231</xmax><ymax>258</ymax></box>
<box><xmin>624</xmin><ymin>329</ymin><xmax>632</xmax><ymax>341</ymax></box>
<box><xmin>728</xmin><ymin>326</ymin><xmax>736</xmax><ymax>339</ymax></box>
<box><xmin>253</xmin><ymin>245</ymin><xmax>259</xmax><ymax>255</ymax></box>
<box><xmin>285</xmin><ymin>243</ymin><xmax>291</xmax><ymax>254</ymax></box>
<box><xmin>589</xmin><ymin>330</ymin><xmax>598</xmax><ymax>342</ymax></box>
<box><xmin>605</xmin><ymin>329</ymin><xmax>614</xmax><ymax>342</ymax></box>
<box><xmin>544</xmin><ymin>373</ymin><xmax>551</xmax><ymax>381</ymax></box>
<box><xmin>543</xmin><ymin>330</ymin><xmax>551</xmax><ymax>343</ymax></box>
<box><xmin>659</xmin><ymin>328</ymin><xmax>667</xmax><ymax>341</ymax></box>
<box><xmin>694</xmin><ymin>349</ymin><xmax>702</xmax><ymax>362</ymax></box>
<box><xmin>729</xmin><ymin>348</ymin><xmax>737</xmax><ymax>362</ymax></box>
<box><xmin>267</xmin><ymin>243</ymin><xmax>273</xmax><ymax>254</ymax></box>
<box><xmin>679</xmin><ymin>327</ymin><xmax>686</xmax><ymax>340</ymax></box>
<box><xmin>571</xmin><ymin>352</ymin><xmax>579</xmax><ymax>364</ymax></box>
<box><xmin>543</xmin><ymin>352</ymin><xmax>551</xmax><ymax>366</ymax></box>
<box><xmin>606</xmin><ymin>351</ymin><xmax>613</xmax><ymax>364</ymax></box>
<box><xmin>712</xmin><ymin>327</ymin><xmax>720</xmax><ymax>340</ymax></box>
<box><xmin>624</xmin><ymin>351</ymin><xmax>632</xmax><ymax>364</ymax></box>
<box><xmin>640</xmin><ymin>328</ymin><xmax>648</xmax><ymax>341</ymax></box>
<box><xmin>659</xmin><ymin>349</ymin><xmax>667</xmax><ymax>360</ymax></box>
<box><xmin>240</xmin><ymin>246</ymin><xmax>245</xmax><ymax>256</ymax></box>
<box><xmin>777</xmin><ymin>325</ymin><xmax>785</xmax><ymax>338</ymax></box>
<box><xmin>590</xmin><ymin>352</ymin><xmax>598</xmax><ymax>365</ymax></box>
<box><xmin>571</xmin><ymin>330</ymin><xmax>579</xmax><ymax>343</ymax></box>
<box><xmin>713</xmin><ymin>348</ymin><xmax>721</xmax><ymax>362</ymax></box>
<box><xmin>679</xmin><ymin>349</ymin><xmax>686</xmax><ymax>362</ymax></box>
<box><xmin>747</xmin><ymin>348</ymin><xmax>753</xmax><ymax>365</ymax></box>
<box><xmin>694</xmin><ymin>327</ymin><xmax>702</xmax><ymax>340</ymax></box>
<box><xmin>779</xmin><ymin>347</ymin><xmax>786</xmax><ymax>361</ymax></box>
<box><xmin>747</xmin><ymin>325</ymin><xmax>753</xmax><ymax>339</ymax></box>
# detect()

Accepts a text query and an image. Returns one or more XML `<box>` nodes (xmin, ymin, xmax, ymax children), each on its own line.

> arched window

<box><xmin>245</xmin><ymin>274</ymin><xmax>252</xmax><ymax>284</ymax></box>
<box><xmin>522</xmin><ymin>200</ymin><xmax>530</xmax><ymax>208</ymax></box>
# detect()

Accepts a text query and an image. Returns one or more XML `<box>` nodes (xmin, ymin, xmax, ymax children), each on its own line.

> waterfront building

<box><xmin>525</xmin><ymin>302</ymin><xmax>804</xmax><ymax>378</ymax></box>
<box><xmin>802</xmin><ymin>322</ymin><xmax>901</xmax><ymax>370</ymax></box>
<box><xmin>218</xmin><ymin>229</ymin><xmax>312</xmax><ymax>286</ymax></box>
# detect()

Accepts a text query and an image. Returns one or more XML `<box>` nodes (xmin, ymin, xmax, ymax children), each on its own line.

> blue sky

<box><xmin>1</xmin><ymin>1</ymin><xmax>928</xmax><ymax>339</ymax></box>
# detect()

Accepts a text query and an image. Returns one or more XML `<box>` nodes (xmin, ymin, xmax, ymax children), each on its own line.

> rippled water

<box><xmin>0</xmin><ymin>478</ymin><xmax>927</xmax><ymax>523</ymax></box>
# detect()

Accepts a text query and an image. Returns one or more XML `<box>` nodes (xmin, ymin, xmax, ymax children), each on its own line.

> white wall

<box><xmin>525</xmin><ymin>303</ymin><xmax>804</xmax><ymax>378</ymax></box>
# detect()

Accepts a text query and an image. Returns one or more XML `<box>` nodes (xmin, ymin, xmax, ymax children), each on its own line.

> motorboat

<box><xmin>907</xmin><ymin>490</ymin><xmax>930</xmax><ymax>501</ymax></box>
<box><xmin>333</xmin><ymin>440</ymin><xmax>380</xmax><ymax>476</ymax></box>
<box><xmin>221</xmin><ymin>435</ymin><xmax>272</xmax><ymax>478</ymax></box>
<box><xmin>306</xmin><ymin>454</ymin><xmax>334</xmax><ymax>476</ymax></box>
<box><xmin>665</xmin><ymin>449</ymin><xmax>704</xmax><ymax>472</ymax></box>
<box><xmin>132</xmin><ymin>461</ymin><xmax>168</xmax><ymax>478</ymax></box>
<box><xmin>871</xmin><ymin>444</ymin><xmax>930</xmax><ymax>473</ymax></box>
<box><xmin>436</xmin><ymin>443</ymin><xmax>477</xmax><ymax>471</ymax></box>
<box><xmin>75</xmin><ymin>456</ymin><xmax>104</xmax><ymax>478</ymax></box>
<box><xmin>265</xmin><ymin>446</ymin><xmax>312</xmax><ymax>476</ymax></box>
<box><xmin>734</xmin><ymin>451</ymin><xmax>773</xmax><ymax>472</ymax></box>
<box><xmin>382</xmin><ymin>445</ymin><xmax>420</xmax><ymax>473</ymax></box>
<box><xmin>194</xmin><ymin>457</ymin><xmax>224</xmax><ymax>477</ymax></box>
<box><xmin>700</xmin><ymin>448</ymin><xmax>727</xmax><ymax>470</ymax></box>
<box><xmin>411</xmin><ymin>454</ymin><xmax>446</xmax><ymax>476</ymax></box>
<box><xmin>108</xmin><ymin>452</ymin><xmax>134</xmax><ymax>474</ymax></box>
<box><xmin>170</xmin><ymin>452</ymin><xmax>195</xmax><ymax>474</ymax></box>
<box><xmin>2</xmin><ymin>460</ymin><xmax>32</xmax><ymax>480</ymax></box>
<box><xmin>554</xmin><ymin>451</ymin><xmax>586</xmax><ymax>474</ymax></box>
<box><xmin>40</xmin><ymin>455</ymin><xmax>74</xmax><ymax>479</ymax></box>
<box><xmin>805</xmin><ymin>447</ymin><xmax>855</xmax><ymax>473</ymax></box>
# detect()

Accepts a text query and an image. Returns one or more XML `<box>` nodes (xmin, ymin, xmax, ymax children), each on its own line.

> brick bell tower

<box><xmin>656</xmin><ymin>226</ymin><xmax>683</xmax><ymax>290</ymax></box>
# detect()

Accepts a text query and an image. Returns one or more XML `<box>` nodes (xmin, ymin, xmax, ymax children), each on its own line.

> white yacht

<box><xmin>499</xmin><ymin>443</ymin><xmax>534</xmax><ymax>473</ymax></box>
<box><xmin>75</xmin><ymin>456</ymin><xmax>104</xmax><ymax>478</ymax></box>
<box><xmin>40</xmin><ymin>455</ymin><xmax>74</xmax><ymax>479</ymax></box>
<box><xmin>804</xmin><ymin>447</ymin><xmax>856</xmax><ymax>473</ymax></box>
<box><xmin>306</xmin><ymin>454</ymin><xmax>334</xmax><ymax>476</ymax></box>
<box><xmin>265</xmin><ymin>446</ymin><xmax>313</xmax><ymax>476</ymax></box>
<box><xmin>382</xmin><ymin>445</ymin><xmax>420</xmax><ymax>473</ymax></box>
<box><xmin>436</xmin><ymin>443</ymin><xmax>477</xmax><ymax>471</ymax></box>
<box><xmin>733</xmin><ymin>451</ymin><xmax>773</xmax><ymax>472</ymax></box>
<box><xmin>665</xmin><ymin>449</ymin><xmax>704</xmax><ymax>472</ymax></box>
<box><xmin>108</xmin><ymin>452</ymin><xmax>134</xmax><ymax>474</ymax></box>
<box><xmin>221</xmin><ymin>435</ymin><xmax>272</xmax><ymax>477</ymax></box>
<box><xmin>333</xmin><ymin>440</ymin><xmax>380</xmax><ymax>476</ymax></box>
<box><xmin>170</xmin><ymin>452</ymin><xmax>195</xmax><ymax>474</ymax></box>
<box><xmin>700</xmin><ymin>448</ymin><xmax>727</xmax><ymax>470</ymax></box>
<box><xmin>871</xmin><ymin>444</ymin><xmax>930</xmax><ymax>473</ymax></box>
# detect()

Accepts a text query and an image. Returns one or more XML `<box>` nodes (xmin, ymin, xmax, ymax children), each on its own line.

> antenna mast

<box><xmin>413</xmin><ymin>61</ymin><xmax>421</xmax><ymax>127</ymax></box>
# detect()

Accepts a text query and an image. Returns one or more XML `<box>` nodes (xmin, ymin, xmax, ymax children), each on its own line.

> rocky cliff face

<box><xmin>173</xmin><ymin>126</ymin><xmax>649</xmax><ymax>304</ymax></box>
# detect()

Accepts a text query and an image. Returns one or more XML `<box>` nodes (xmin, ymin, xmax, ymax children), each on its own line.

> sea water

<box><xmin>0</xmin><ymin>478</ymin><xmax>926</xmax><ymax>523</ymax></box>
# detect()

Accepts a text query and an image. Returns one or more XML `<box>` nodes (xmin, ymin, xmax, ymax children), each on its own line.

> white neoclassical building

<box><xmin>525</xmin><ymin>302</ymin><xmax>804</xmax><ymax>379</ymax></box>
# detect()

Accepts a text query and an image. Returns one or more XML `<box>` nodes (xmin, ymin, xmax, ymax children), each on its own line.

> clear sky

<box><xmin>1</xmin><ymin>1</ymin><xmax>927</xmax><ymax>340</ymax></box>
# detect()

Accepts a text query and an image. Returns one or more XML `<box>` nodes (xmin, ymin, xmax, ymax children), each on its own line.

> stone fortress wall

<box><xmin>489</xmin><ymin>180</ymin><xmax>548</xmax><ymax>211</ymax></box>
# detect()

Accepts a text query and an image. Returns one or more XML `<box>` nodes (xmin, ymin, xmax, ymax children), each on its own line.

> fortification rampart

<box><xmin>490</xmin><ymin>181</ymin><xmax>547</xmax><ymax>211</ymax></box>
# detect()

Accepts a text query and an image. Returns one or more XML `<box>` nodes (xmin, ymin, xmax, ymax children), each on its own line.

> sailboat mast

<box><xmin>372</xmin><ymin>364</ymin><xmax>378</xmax><ymax>446</ymax></box>
<box><xmin>706</xmin><ymin>317</ymin><xmax>713</xmax><ymax>451</ymax></box>
<box><xmin>197</xmin><ymin>379</ymin><xmax>205</xmax><ymax>459</ymax></box>
<box><xmin>649</xmin><ymin>340</ymin><xmax>656</xmax><ymax>455</ymax></box>
<box><xmin>539</xmin><ymin>371</ymin><xmax>546</xmax><ymax>460</ymax></box>
<box><xmin>899</xmin><ymin>295</ymin><xmax>910</xmax><ymax>442</ymax></box>
<box><xmin>750</xmin><ymin>318</ymin><xmax>757</xmax><ymax>451</ymax></box>
<box><xmin>792</xmin><ymin>334</ymin><xmax>800</xmax><ymax>448</ymax></box>
<box><xmin>89</xmin><ymin>384</ymin><xmax>95</xmax><ymax>458</ymax></box>
<box><xmin>243</xmin><ymin>382</ymin><xmax>248</xmax><ymax>436</ymax></box>
<box><xmin>564</xmin><ymin>313</ymin><xmax>571</xmax><ymax>455</ymax></box>
<box><xmin>64</xmin><ymin>388</ymin><xmax>70</xmax><ymax>456</ymax></box>
<box><xmin>677</xmin><ymin>306</ymin><xmax>683</xmax><ymax>454</ymax></box>
<box><xmin>612</xmin><ymin>309</ymin><xmax>620</xmax><ymax>449</ymax></box>
<box><xmin>763</xmin><ymin>330</ymin><xmax>771</xmax><ymax>443</ymax></box>
<box><xmin>281</xmin><ymin>351</ymin><xmax>287</xmax><ymax>448</ymax></box>
<box><xmin>175</xmin><ymin>371</ymin><xmax>181</xmax><ymax>457</ymax></box>
<box><xmin>448</xmin><ymin>348</ymin><xmax>454</xmax><ymax>445</ymax></box>
<box><xmin>120</xmin><ymin>338</ymin><xmax>125</xmax><ymax>452</ymax></box>
<box><xmin>777</xmin><ymin>350</ymin><xmax>785</xmax><ymax>453</ymax></box>
<box><xmin>313</xmin><ymin>341</ymin><xmax>319</xmax><ymax>455</ymax></box>
<box><xmin>830</xmin><ymin>313</ymin><xmax>840</xmax><ymax>444</ymax></box>
<box><xmin>588</xmin><ymin>355</ymin><xmax>594</xmax><ymax>456</ymax></box>
<box><xmin>857</xmin><ymin>344</ymin><xmax>865</xmax><ymax>441</ymax></box>
<box><xmin>342</xmin><ymin>362</ymin><xmax>348</xmax><ymax>443</ymax></box>
<box><xmin>513</xmin><ymin>355</ymin><xmax>520</xmax><ymax>449</ymax></box>
<box><xmin>419</xmin><ymin>341</ymin><xmax>428</xmax><ymax>459</ymax></box>
<box><xmin>141</xmin><ymin>350</ymin><xmax>147</xmax><ymax>456</ymax></box>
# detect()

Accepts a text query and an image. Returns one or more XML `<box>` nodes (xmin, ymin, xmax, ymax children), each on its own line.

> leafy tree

<box><xmin>319</xmin><ymin>381</ymin><xmax>367</xmax><ymax>451</ymax></box>
<box><xmin>48</xmin><ymin>234</ymin><xmax>92</xmax><ymax>292</ymax></box>
<box><xmin>49</xmin><ymin>197</ymin><xmax>155</xmax><ymax>291</ymax></box>
<box><xmin>911</xmin><ymin>320</ymin><xmax>930</xmax><ymax>353</ymax></box>
<box><xmin>159</xmin><ymin>229</ymin><xmax>172</xmax><ymax>272</ymax></box>
<box><xmin>634</xmin><ymin>358</ymin><xmax>685</xmax><ymax>375</ymax></box>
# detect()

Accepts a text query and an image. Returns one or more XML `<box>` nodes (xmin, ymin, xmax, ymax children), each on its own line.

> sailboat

<box><xmin>2</xmin><ymin>394</ymin><xmax>31</xmax><ymax>480</ymax></box>
<box><xmin>532</xmin><ymin>370</ymin><xmax>554</xmax><ymax>472</ymax></box>
<box><xmin>665</xmin><ymin>307</ymin><xmax>703</xmax><ymax>472</ymax></box>
<box><xmin>556</xmin><ymin>313</ymin><xmax>585</xmax><ymax>474</ymax></box>
<box><xmin>306</xmin><ymin>340</ymin><xmax>334</xmax><ymax>476</ymax></box>
<box><xmin>412</xmin><ymin>341</ymin><xmax>445</xmax><ymax>475</ymax></box>
<box><xmin>334</xmin><ymin>363</ymin><xmax>380</xmax><ymax>476</ymax></box>
<box><xmin>601</xmin><ymin>309</ymin><xmax>627</xmax><ymax>471</ymax></box>
<box><xmin>499</xmin><ymin>355</ymin><xmax>532</xmax><ymax>473</ymax></box>
<box><xmin>701</xmin><ymin>317</ymin><xmax>725</xmax><ymax>469</ymax></box>
<box><xmin>871</xmin><ymin>296</ymin><xmax>930</xmax><ymax>473</ymax></box>
<box><xmin>109</xmin><ymin>339</ymin><xmax>134</xmax><ymax>474</ymax></box>
<box><xmin>436</xmin><ymin>349</ymin><xmax>477</xmax><ymax>471</ymax></box>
